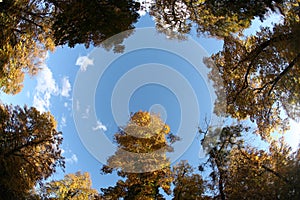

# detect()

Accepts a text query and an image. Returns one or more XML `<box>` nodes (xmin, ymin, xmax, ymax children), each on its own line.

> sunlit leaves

<box><xmin>199</xmin><ymin>124</ymin><xmax>299</xmax><ymax>199</ymax></box>
<box><xmin>204</xmin><ymin>0</ymin><xmax>284</xmax><ymax>20</ymax></box>
<box><xmin>100</xmin><ymin>111</ymin><xmax>174</xmax><ymax>199</ymax></box>
<box><xmin>209</xmin><ymin>2</ymin><xmax>300</xmax><ymax>139</ymax></box>
<box><xmin>41</xmin><ymin>171</ymin><xmax>98</xmax><ymax>199</ymax></box>
<box><xmin>0</xmin><ymin>0</ymin><xmax>140</xmax><ymax>94</ymax></box>
<box><xmin>150</xmin><ymin>0</ymin><xmax>299</xmax><ymax>140</ymax></box>
<box><xmin>0</xmin><ymin>0</ymin><xmax>55</xmax><ymax>94</ymax></box>
<box><xmin>225</xmin><ymin>139</ymin><xmax>300</xmax><ymax>199</ymax></box>
<box><xmin>0</xmin><ymin>104</ymin><xmax>64</xmax><ymax>199</ymax></box>
<box><xmin>172</xmin><ymin>161</ymin><xmax>204</xmax><ymax>200</ymax></box>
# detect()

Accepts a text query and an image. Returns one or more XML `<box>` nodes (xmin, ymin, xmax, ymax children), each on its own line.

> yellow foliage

<box><xmin>101</xmin><ymin>111</ymin><xmax>174</xmax><ymax>199</ymax></box>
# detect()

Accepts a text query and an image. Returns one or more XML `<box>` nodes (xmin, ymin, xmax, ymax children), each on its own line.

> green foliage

<box><xmin>0</xmin><ymin>104</ymin><xmax>64</xmax><ymax>199</ymax></box>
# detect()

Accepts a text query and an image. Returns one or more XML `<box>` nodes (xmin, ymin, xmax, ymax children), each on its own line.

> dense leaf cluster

<box><xmin>0</xmin><ymin>105</ymin><xmax>64</xmax><ymax>199</ymax></box>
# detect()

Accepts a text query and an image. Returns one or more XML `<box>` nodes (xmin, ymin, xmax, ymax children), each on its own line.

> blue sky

<box><xmin>1</xmin><ymin>11</ymin><xmax>300</xmax><ymax>197</ymax></box>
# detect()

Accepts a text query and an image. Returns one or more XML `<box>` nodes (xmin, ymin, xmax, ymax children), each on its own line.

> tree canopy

<box><xmin>172</xmin><ymin>161</ymin><xmax>204</xmax><ymax>200</ymax></box>
<box><xmin>100</xmin><ymin>111</ymin><xmax>174</xmax><ymax>199</ymax></box>
<box><xmin>0</xmin><ymin>104</ymin><xmax>64</xmax><ymax>199</ymax></box>
<box><xmin>1</xmin><ymin>0</ymin><xmax>300</xmax><ymax>199</ymax></box>
<box><xmin>0</xmin><ymin>0</ymin><xmax>140</xmax><ymax>94</ymax></box>
<box><xmin>49</xmin><ymin>0</ymin><xmax>140</xmax><ymax>48</ymax></box>
<box><xmin>149</xmin><ymin>0</ymin><xmax>300</xmax><ymax>139</ymax></box>
<box><xmin>150</xmin><ymin>0</ymin><xmax>284</xmax><ymax>39</ymax></box>
<box><xmin>40</xmin><ymin>171</ymin><xmax>98</xmax><ymax>199</ymax></box>
<box><xmin>209</xmin><ymin>0</ymin><xmax>300</xmax><ymax>138</ymax></box>
<box><xmin>0</xmin><ymin>0</ymin><xmax>55</xmax><ymax>94</ymax></box>
<box><xmin>225</xmin><ymin>139</ymin><xmax>300</xmax><ymax>199</ymax></box>
<box><xmin>199</xmin><ymin>125</ymin><xmax>300</xmax><ymax>200</ymax></box>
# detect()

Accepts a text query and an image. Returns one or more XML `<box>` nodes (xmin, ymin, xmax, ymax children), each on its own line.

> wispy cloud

<box><xmin>61</xmin><ymin>148</ymin><xmax>78</xmax><ymax>164</ymax></box>
<box><xmin>33</xmin><ymin>66</ymin><xmax>59</xmax><ymax>112</ymax></box>
<box><xmin>61</xmin><ymin>76</ymin><xmax>71</xmax><ymax>97</ymax></box>
<box><xmin>33</xmin><ymin>66</ymin><xmax>73</xmax><ymax>113</ymax></box>
<box><xmin>60</xmin><ymin>115</ymin><xmax>67</xmax><ymax>129</ymax></box>
<box><xmin>64</xmin><ymin>102</ymin><xmax>68</xmax><ymax>107</ymax></box>
<box><xmin>93</xmin><ymin>120</ymin><xmax>107</xmax><ymax>132</ymax></box>
<box><xmin>75</xmin><ymin>56</ymin><xmax>93</xmax><ymax>72</ymax></box>
<box><xmin>65</xmin><ymin>154</ymin><xmax>78</xmax><ymax>164</ymax></box>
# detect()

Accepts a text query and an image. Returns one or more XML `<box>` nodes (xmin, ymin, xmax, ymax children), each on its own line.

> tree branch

<box><xmin>241</xmin><ymin>33</ymin><xmax>294</xmax><ymax>64</ymax></box>
<box><xmin>233</xmin><ymin>32</ymin><xmax>295</xmax><ymax>99</ymax></box>
<box><xmin>20</xmin><ymin>16</ymin><xmax>44</xmax><ymax>29</ymax></box>
<box><xmin>3</xmin><ymin>136</ymin><xmax>53</xmax><ymax>157</ymax></box>
<box><xmin>239</xmin><ymin>148</ymin><xmax>290</xmax><ymax>184</ymax></box>
<box><xmin>267</xmin><ymin>53</ymin><xmax>300</xmax><ymax>96</ymax></box>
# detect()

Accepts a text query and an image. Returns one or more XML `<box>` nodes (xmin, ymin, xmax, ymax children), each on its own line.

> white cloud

<box><xmin>93</xmin><ymin>120</ymin><xmax>107</xmax><ymax>132</ymax></box>
<box><xmin>32</xmin><ymin>66</ymin><xmax>73</xmax><ymax>113</ymax></box>
<box><xmin>75</xmin><ymin>56</ymin><xmax>93</xmax><ymax>72</ymax></box>
<box><xmin>60</xmin><ymin>116</ymin><xmax>67</xmax><ymax>128</ymax></box>
<box><xmin>33</xmin><ymin>66</ymin><xmax>59</xmax><ymax>112</ymax></box>
<box><xmin>61</xmin><ymin>76</ymin><xmax>71</xmax><ymax>97</ymax></box>
<box><xmin>65</xmin><ymin>154</ymin><xmax>78</xmax><ymax>164</ymax></box>
<box><xmin>64</xmin><ymin>102</ymin><xmax>68</xmax><ymax>107</ymax></box>
<box><xmin>26</xmin><ymin>91</ymin><xmax>30</xmax><ymax>98</ymax></box>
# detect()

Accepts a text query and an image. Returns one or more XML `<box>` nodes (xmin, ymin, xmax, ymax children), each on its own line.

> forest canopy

<box><xmin>0</xmin><ymin>0</ymin><xmax>299</xmax><ymax>199</ymax></box>
<box><xmin>0</xmin><ymin>0</ymin><xmax>140</xmax><ymax>94</ymax></box>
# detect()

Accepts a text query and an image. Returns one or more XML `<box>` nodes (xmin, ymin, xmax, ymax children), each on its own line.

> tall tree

<box><xmin>0</xmin><ymin>104</ymin><xmax>64</xmax><ymax>199</ymax></box>
<box><xmin>199</xmin><ymin>125</ymin><xmax>245</xmax><ymax>200</ymax></box>
<box><xmin>100</xmin><ymin>111</ymin><xmax>174</xmax><ymax>200</ymax></box>
<box><xmin>0</xmin><ymin>0</ymin><xmax>140</xmax><ymax>94</ymax></box>
<box><xmin>49</xmin><ymin>0</ymin><xmax>140</xmax><ymax>48</ymax></box>
<box><xmin>209</xmin><ymin>1</ymin><xmax>300</xmax><ymax>138</ymax></box>
<box><xmin>40</xmin><ymin>171</ymin><xmax>98</xmax><ymax>199</ymax></box>
<box><xmin>0</xmin><ymin>0</ymin><xmax>55</xmax><ymax>94</ymax></box>
<box><xmin>172</xmin><ymin>161</ymin><xmax>204</xmax><ymax>200</ymax></box>
<box><xmin>225</xmin><ymin>138</ymin><xmax>300</xmax><ymax>199</ymax></box>
<box><xmin>200</xmin><ymin>124</ymin><xmax>300</xmax><ymax>199</ymax></box>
